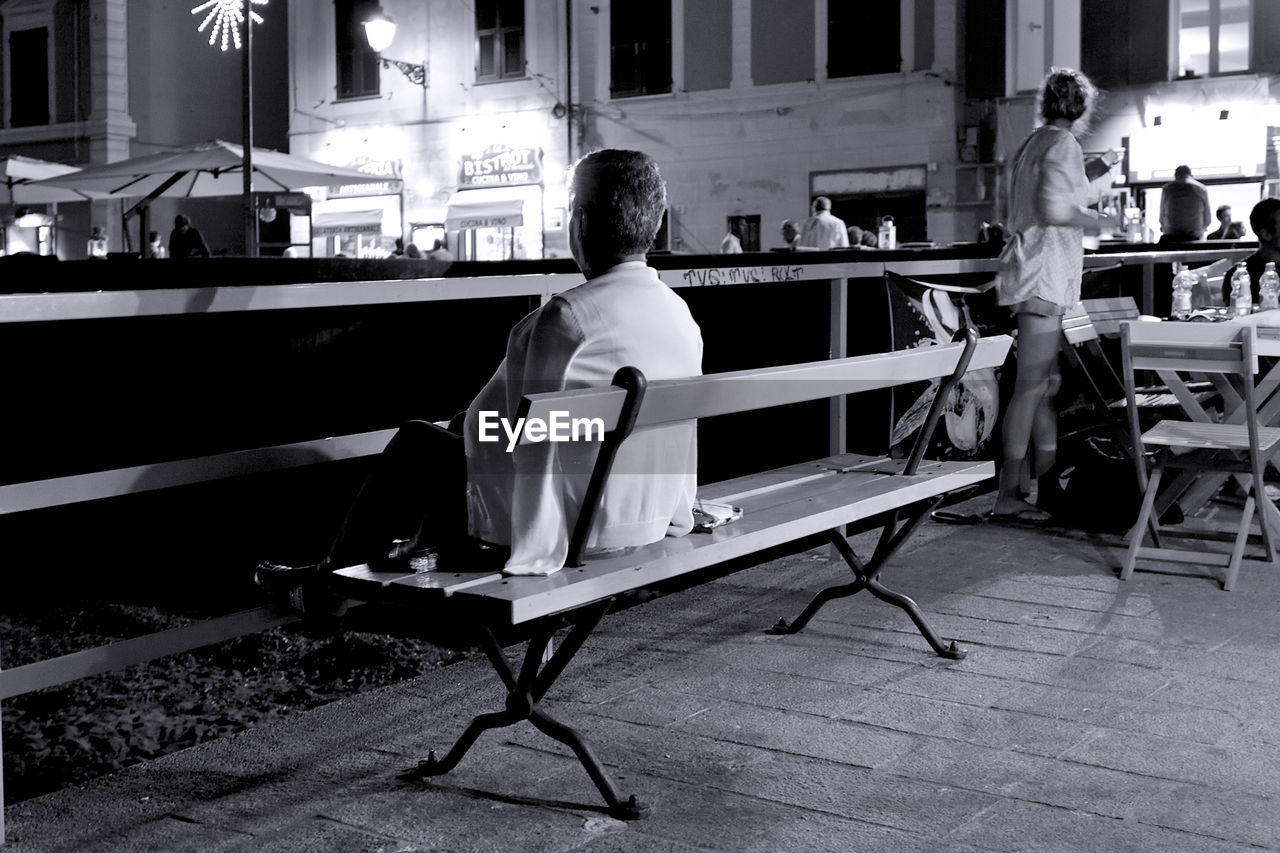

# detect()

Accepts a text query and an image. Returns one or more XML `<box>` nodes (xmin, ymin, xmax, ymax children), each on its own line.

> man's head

<box><xmin>1174</xmin><ymin>164</ymin><xmax>1192</xmax><ymax>180</ymax></box>
<box><xmin>1250</xmin><ymin>198</ymin><xmax>1280</xmax><ymax>251</ymax></box>
<box><xmin>148</xmin><ymin>230</ymin><xmax>160</xmax><ymax>243</ymax></box>
<box><xmin>812</xmin><ymin>196</ymin><xmax>832</xmax><ymax>213</ymax></box>
<box><xmin>780</xmin><ymin>219</ymin><xmax>798</xmax><ymax>244</ymax></box>
<box><xmin>174</xmin><ymin>214</ymin><xmax>190</xmax><ymax>230</ymax></box>
<box><xmin>847</xmin><ymin>225</ymin><xmax>864</xmax><ymax>245</ymax></box>
<box><xmin>1216</xmin><ymin>205</ymin><xmax>1232</xmax><ymax>224</ymax></box>
<box><xmin>568</xmin><ymin>149</ymin><xmax>666</xmax><ymax>277</ymax></box>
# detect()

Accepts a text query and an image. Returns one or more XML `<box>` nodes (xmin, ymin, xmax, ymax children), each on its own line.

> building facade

<box><xmin>0</xmin><ymin>0</ymin><xmax>289</xmax><ymax>258</ymax></box>
<box><xmin>3</xmin><ymin>1</ymin><xmax>1280</xmax><ymax>260</ymax></box>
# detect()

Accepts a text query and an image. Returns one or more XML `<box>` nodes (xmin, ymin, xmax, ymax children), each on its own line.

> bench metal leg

<box><xmin>768</xmin><ymin>499</ymin><xmax>967</xmax><ymax>659</ymax></box>
<box><xmin>405</xmin><ymin>600</ymin><xmax>649</xmax><ymax>820</ymax></box>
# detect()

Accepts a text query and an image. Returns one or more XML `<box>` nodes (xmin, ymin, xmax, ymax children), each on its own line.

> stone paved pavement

<box><xmin>6</xmin><ymin>494</ymin><xmax>1280</xmax><ymax>852</ymax></box>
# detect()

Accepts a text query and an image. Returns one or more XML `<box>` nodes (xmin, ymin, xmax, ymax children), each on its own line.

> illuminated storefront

<box><xmin>308</xmin><ymin>158</ymin><xmax>405</xmax><ymax>257</ymax></box>
<box><xmin>447</xmin><ymin>144</ymin><xmax>545</xmax><ymax>261</ymax></box>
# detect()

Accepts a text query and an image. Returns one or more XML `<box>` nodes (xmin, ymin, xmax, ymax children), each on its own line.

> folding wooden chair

<box><xmin>1120</xmin><ymin>321</ymin><xmax>1280</xmax><ymax>591</ymax></box>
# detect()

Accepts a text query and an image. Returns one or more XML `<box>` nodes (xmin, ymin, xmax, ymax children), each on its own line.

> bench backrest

<box><xmin>515</xmin><ymin>331</ymin><xmax>1012</xmax><ymax>566</ymax></box>
<box><xmin>516</xmin><ymin>334</ymin><xmax>1012</xmax><ymax>434</ymax></box>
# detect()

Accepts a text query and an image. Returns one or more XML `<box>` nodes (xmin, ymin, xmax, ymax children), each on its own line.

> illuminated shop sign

<box><xmin>459</xmin><ymin>145</ymin><xmax>543</xmax><ymax>187</ymax></box>
<box><xmin>329</xmin><ymin>158</ymin><xmax>404</xmax><ymax>197</ymax></box>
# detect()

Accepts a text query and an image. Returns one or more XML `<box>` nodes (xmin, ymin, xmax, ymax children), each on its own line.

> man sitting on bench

<box><xmin>257</xmin><ymin>149</ymin><xmax>703</xmax><ymax>618</ymax></box>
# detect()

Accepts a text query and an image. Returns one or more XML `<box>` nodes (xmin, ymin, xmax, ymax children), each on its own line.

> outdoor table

<box><xmin>1152</xmin><ymin>310</ymin><xmax>1280</xmax><ymax>533</ymax></box>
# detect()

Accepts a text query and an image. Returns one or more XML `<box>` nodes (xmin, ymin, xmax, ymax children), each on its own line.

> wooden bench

<box><xmin>328</xmin><ymin>328</ymin><xmax>1012</xmax><ymax>819</ymax></box>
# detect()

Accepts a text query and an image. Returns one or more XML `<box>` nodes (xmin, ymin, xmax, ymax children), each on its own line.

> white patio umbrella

<box><xmin>31</xmin><ymin>139</ymin><xmax>393</xmax><ymax>199</ymax></box>
<box><xmin>1</xmin><ymin>154</ymin><xmax>98</xmax><ymax>205</ymax></box>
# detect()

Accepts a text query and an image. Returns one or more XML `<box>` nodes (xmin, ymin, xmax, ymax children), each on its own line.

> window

<box><xmin>8</xmin><ymin>27</ymin><xmax>49</xmax><ymax>126</ymax></box>
<box><xmin>1177</xmin><ymin>0</ymin><xmax>1251</xmax><ymax>77</ymax></box>
<box><xmin>335</xmin><ymin>0</ymin><xmax>380</xmax><ymax>99</ymax></box>
<box><xmin>828</xmin><ymin>1</ymin><xmax>900</xmax><ymax>78</ymax></box>
<box><xmin>476</xmin><ymin>0</ymin><xmax>524</xmax><ymax>81</ymax></box>
<box><xmin>611</xmin><ymin>0</ymin><xmax>672</xmax><ymax>98</ymax></box>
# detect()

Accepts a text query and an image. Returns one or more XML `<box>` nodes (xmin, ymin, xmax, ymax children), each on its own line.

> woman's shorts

<box><xmin>1011</xmin><ymin>296</ymin><xmax>1065</xmax><ymax>317</ymax></box>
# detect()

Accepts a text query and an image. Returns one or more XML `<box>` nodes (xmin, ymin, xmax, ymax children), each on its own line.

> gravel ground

<box><xmin>1</xmin><ymin>600</ymin><xmax>461</xmax><ymax>806</ymax></box>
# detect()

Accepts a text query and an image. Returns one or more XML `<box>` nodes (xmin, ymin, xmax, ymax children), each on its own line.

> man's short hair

<box><xmin>174</xmin><ymin>214</ymin><xmax>189</xmax><ymax>228</ymax></box>
<box><xmin>813</xmin><ymin>196</ymin><xmax>832</xmax><ymax>212</ymax></box>
<box><xmin>569</xmin><ymin>149</ymin><xmax>666</xmax><ymax>257</ymax></box>
<box><xmin>1249</xmin><ymin>198</ymin><xmax>1280</xmax><ymax>238</ymax></box>
<box><xmin>1174</xmin><ymin>164</ymin><xmax>1192</xmax><ymax>179</ymax></box>
<box><xmin>1216</xmin><ymin>205</ymin><xmax>1231</xmax><ymax>218</ymax></box>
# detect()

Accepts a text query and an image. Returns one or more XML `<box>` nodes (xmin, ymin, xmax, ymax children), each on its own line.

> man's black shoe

<box><xmin>254</xmin><ymin>560</ymin><xmax>348</xmax><ymax>632</ymax></box>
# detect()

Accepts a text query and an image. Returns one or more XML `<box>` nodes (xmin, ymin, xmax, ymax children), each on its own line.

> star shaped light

<box><xmin>192</xmin><ymin>0</ymin><xmax>268</xmax><ymax>51</ymax></box>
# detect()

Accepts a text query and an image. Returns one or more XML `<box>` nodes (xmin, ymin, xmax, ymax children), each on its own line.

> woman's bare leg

<box><xmin>996</xmin><ymin>311</ymin><xmax>1062</xmax><ymax>517</ymax></box>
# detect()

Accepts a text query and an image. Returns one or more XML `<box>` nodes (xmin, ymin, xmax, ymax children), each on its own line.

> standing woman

<box><xmin>993</xmin><ymin>68</ymin><xmax>1116</xmax><ymax>523</ymax></box>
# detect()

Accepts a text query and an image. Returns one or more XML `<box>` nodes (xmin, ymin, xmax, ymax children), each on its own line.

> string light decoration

<box><xmin>191</xmin><ymin>0</ymin><xmax>268</xmax><ymax>51</ymax></box>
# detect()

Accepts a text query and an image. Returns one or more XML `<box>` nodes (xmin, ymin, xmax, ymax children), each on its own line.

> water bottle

<box><xmin>1260</xmin><ymin>262</ymin><xmax>1280</xmax><ymax>312</ymax></box>
<box><xmin>1230</xmin><ymin>262</ymin><xmax>1253</xmax><ymax>317</ymax></box>
<box><xmin>1170</xmin><ymin>263</ymin><xmax>1196</xmax><ymax>320</ymax></box>
<box><xmin>878</xmin><ymin>216</ymin><xmax>896</xmax><ymax>250</ymax></box>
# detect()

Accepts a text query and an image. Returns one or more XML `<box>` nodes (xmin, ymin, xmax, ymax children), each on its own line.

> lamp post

<box><xmin>242</xmin><ymin>0</ymin><xmax>254</xmax><ymax>256</ymax></box>
<box><xmin>362</xmin><ymin>5</ymin><xmax>428</xmax><ymax>88</ymax></box>
<box><xmin>192</xmin><ymin>0</ymin><xmax>264</xmax><ymax>254</ymax></box>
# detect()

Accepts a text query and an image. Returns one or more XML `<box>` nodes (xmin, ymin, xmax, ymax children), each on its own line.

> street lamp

<box><xmin>362</xmin><ymin>5</ymin><xmax>428</xmax><ymax>88</ymax></box>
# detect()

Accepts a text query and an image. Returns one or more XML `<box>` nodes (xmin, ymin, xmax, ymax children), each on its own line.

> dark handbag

<box><xmin>1039</xmin><ymin>432</ymin><xmax>1143</xmax><ymax>532</ymax></box>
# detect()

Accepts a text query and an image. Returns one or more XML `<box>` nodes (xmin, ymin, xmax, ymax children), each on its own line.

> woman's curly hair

<box><xmin>1037</xmin><ymin>67</ymin><xmax>1099</xmax><ymax>136</ymax></box>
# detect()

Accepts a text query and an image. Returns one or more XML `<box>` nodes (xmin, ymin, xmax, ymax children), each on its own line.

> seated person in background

<box><xmin>847</xmin><ymin>225</ymin><xmax>865</xmax><ymax>247</ymax></box>
<box><xmin>426</xmin><ymin>238</ymin><xmax>454</xmax><ymax>262</ymax></box>
<box><xmin>257</xmin><ymin>149</ymin><xmax>703</xmax><ymax>617</ymax></box>
<box><xmin>146</xmin><ymin>230</ymin><xmax>167</xmax><ymax>259</ymax></box>
<box><xmin>87</xmin><ymin>226</ymin><xmax>109</xmax><ymax>259</ymax></box>
<box><xmin>1207</xmin><ymin>205</ymin><xmax>1246</xmax><ymax>240</ymax></box>
<box><xmin>778</xmin><ymin>219</ymin><xmax>801</xmax><ymax>249</ymax></box>
<box><xmin>860</xmin><ymin>230</ymin><xmax>879</xmax><ymax>248</ymax></box>
<box><xmin>1221</xmin><ymin>198</ymin><xmax>1280</xmax><ymax>305</ymax></box>
<box><xmin>169</xmin><ymin>214</ymin><xmax>211</xmax><ymax>258</ymax></box>
<box><xmin>1159</xmin><ymin>165</ymin><xmax>1212</xmax><ymax>243</ymax></box>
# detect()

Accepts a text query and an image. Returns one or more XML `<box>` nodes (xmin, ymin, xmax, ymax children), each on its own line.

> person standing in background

<box><xmin>719</xmin><ymin>222</ymin><xmax>744</xmax><ymax>253</ymax></box>
<box><xmin>799</xmin><ymin>197</ymin><xmax>849</xmax><ymax>249</ymax></box>
<box><xmin>991</xmin><ymin>67</ymin><xmax>1117</xmax><ymax>526</ymax></box>
<box><xmin>169</xmin><ymin>214</ymin><xmax>211</xmax><ymax>258</ymax></box>
<box><xmin>1159</xmin><ymin>165</ymin><xmax>1212</xmax><ymax>242</ymax></box>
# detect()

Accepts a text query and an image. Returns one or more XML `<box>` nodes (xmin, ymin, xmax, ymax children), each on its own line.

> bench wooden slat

<box><xmin>388</xmin><ymin>456</ymin><xmax>991</xmax><ymax>625</ymax></box>
<box><xmin>517</xmin><ymin>336</ymin><xmax>1012</xmax><ymax>439</ymax></box>
<box><xmin>0</xmin><ymin>429</ymin><xmax>398</xmax><ymax>515</ymax></box>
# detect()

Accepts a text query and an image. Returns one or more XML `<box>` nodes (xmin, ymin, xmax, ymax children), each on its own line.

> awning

<box><xmin>311</xmin><ymin>209</ymin><xmax>383</xmax><ymax>236</ymax></box>
<box><xmin>445</xmin><ymin>195</ymin><xmax>525</xmax><ymax>230</ymax></box>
